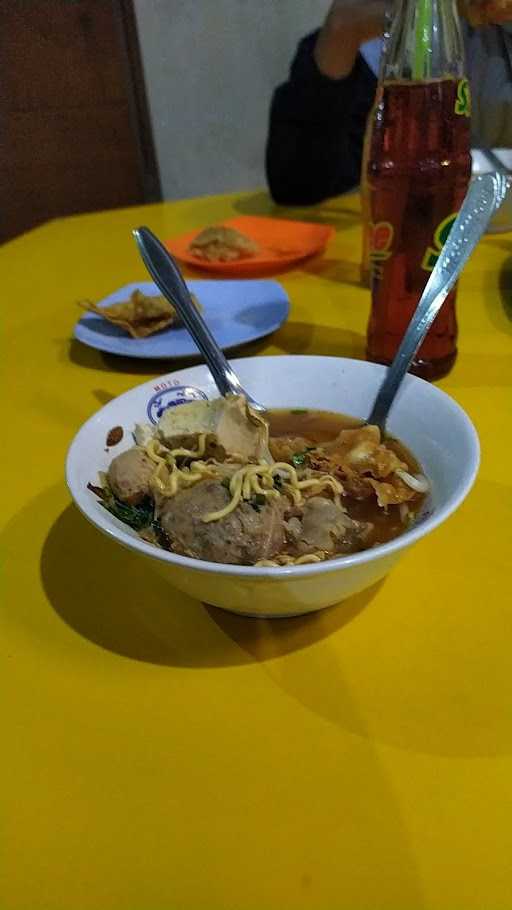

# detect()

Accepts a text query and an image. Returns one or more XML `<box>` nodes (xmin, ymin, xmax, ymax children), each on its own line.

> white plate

<box><xmin>74</xmin><ymin>280</ymin><xmax>289</xmax><ymax>359</ymax></box>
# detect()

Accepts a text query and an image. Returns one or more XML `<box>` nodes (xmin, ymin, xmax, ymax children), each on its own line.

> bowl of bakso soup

<box><xmin>66</xmin><ymin>356</ymin><xmax>479</xmax><ymax>617</ymax></box>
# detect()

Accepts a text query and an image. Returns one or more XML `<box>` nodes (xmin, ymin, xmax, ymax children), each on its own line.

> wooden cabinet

<box><xmin>1</xmin><ymin>0</ymin><xmax>160</xmax><ymax>241</ymax></box>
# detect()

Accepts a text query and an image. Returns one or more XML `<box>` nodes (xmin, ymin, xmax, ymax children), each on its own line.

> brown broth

<box><xmin>269</xmin><ymin>407</ymin><xmax>362</xmax><ymax>442</ymax></box>
<box><xmin>268</xmin><ymin>408</ymin><xmax>425</xmax><ymax>549</ymax></box>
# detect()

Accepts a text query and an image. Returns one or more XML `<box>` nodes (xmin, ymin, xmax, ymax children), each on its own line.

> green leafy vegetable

<box><xmin>88</xmin><ymin>478</ymin><xmax>154</xmax><ymax>531</ymax></box>
<box><xmin>291</xmin><ymin>446</ymin><xmax>316</xmax><ymax>468</ymax></box>
<box><xmin>249</xmin><ymin>493</ymin><xmax>267</xmax><ymax>512</ymax></box>
<box><xmin>102</xmin><ymin>493</ymin><xmax>154</xmax><ymax>531</ymax></box>
<box><xmin>87</xmin><ymin>482</ymin><xmax>107</xmax><ymax>500</ymax></box>
<box><xmin>152</xmin><ymin>519</ymin><xmax>172</xmax><ymax>550</ymax></box>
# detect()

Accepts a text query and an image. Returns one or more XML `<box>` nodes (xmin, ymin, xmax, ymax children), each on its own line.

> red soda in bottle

<box><xmin>366</xmin><ymin>0</ymin><xmax>472</xmax><ymax>380</ymax></box>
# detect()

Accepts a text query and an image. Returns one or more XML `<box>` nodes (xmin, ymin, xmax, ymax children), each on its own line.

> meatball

<box><xmin>108</xmin><ymin>446</ymin><xmax>155</xmax><ymax>505</ymax></box>
<box><xmin>158</xmin><ymin>479</ymin><xmax>285</xmax><ymax>565</ymax></box>
<box><xmin>269</xmin><ymin>435</ymin><xmax>315</xmax><ymax>463</ymax></box>
<box><xmin>285</xmin><ymin>496</ymin><xmax>372</xmax><ymax>555</ymax></box>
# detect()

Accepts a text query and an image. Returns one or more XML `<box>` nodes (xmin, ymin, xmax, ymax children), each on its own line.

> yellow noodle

<box><xmin>251</xmin><ymin>477</ymin><xmax>279</xmax><ymax>500</ymax></box>
<box><xmin>241</xmin><ymin>464</ymin><xmax>263</xmax><ymax>500</ymax></box>
<box><xmin>297</xmin><ymin>476</ymin><xmax>343</xmax><ymax>495</ymax></box>
<box><xmin>168</xmin><ymin>434</ymin><xmax>207</xmax><ymax>459</ymax></box>
<box><xmin>145</xmin><ymin>438</ymin><xmax>167</xmax><ymax>465</ymax></box>
<box><xmin>203</xmin><ymin>463</ymin><xmax>285</xmax><ymax>523</ymax></box>
<box><xmin>271</xmin><ymin>463</ymin><xmax>343</xmax><ymax>505</ymax></box>
<box><xmin>143</xmin><ymin>426</ymin><xmax>350</xmax><ymax>569</ymax></box>
<box><xmin>148</xmin><ymin>443</ymin><xmax>218</xmax><ymax>498</ymax></box>
<box><xmin>294</xmin><ymin>553</ymin><xmax>325</xmax><ymax>565</ymax></box>
<box><xmin>146</xmin><ymin>436</ymin><xmax>209</xmax><ymax>495</ymax></box>
<box><xmin>255</xmin><ymin>552</ymin><xmax>327</xmax><ymax>568</ymax></box>
<box><xmin>271</xmin><ymin>462</ymin><xmax>299</xmax><ymax>484</ymax></box>
<box><xmin>205</xmin><ymin>461</ymin><xmax>343</xmax><ymax>522</ymax></box>
<box><xmin>147</xmin><ymin>451</ymin><xmax>344</xmax><ymax>526</ymax></box>
<box><xmin>240</xmin><ymin>466</ymin><xmax>279</xmax><ymax>502</ymax></box>
<box><xmin>229</xmin><ymin>467</ymin><xmax>245</xmax><ymax>496</ymax></box>
<box><xmin>182</xmin><ymin>468</ymin><xmax>212</xmax><ymax>488</ymax></box>
<box><xmin>203</xmin><ymin>474</ymin><xmax>243</xmax><ymax>523</ymax></box>
<box><xmin>189</xmin><ymin>460</ymin><xmax>213</xmax><ymax>474</ymax></box>
<box><xmin>283</xmin><ymin>483</ymin><xmax>302</xmax><ymax>506</ymax></box>
<box><xmin>149</xmin><ymin>460</ymin><xmax>168</xmax><ymax>493</ymax></box>
<box><xmin>164</xmin><ymin>471</ymin><xmax>179</xmax><ymax>497</ymax></box>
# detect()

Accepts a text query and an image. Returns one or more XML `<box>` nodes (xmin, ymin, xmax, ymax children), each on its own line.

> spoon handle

<box><xmin>133</xmin><ymin>226</ymin><xmax>247</xmax><ymax>399</ymax></box>
<box><xmin>368</xmin><ymin>172</ymin><xmax>510</xmax><ymax>429</ymax></box>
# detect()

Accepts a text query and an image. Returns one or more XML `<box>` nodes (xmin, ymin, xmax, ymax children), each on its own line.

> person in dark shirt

<box><xmin>266</xmin><ymin>2</ymin><xmax>382</xmax><ymax>204</ymax></box>
<box><xmin>266</xmin><ymin>1</ymin><xmax>512</xmax><ymax>205</ymax></box>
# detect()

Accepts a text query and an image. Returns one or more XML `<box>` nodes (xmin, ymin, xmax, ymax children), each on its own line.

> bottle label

<box><xmin>455</xmin><ymin>78</ymin><xmax>471</xmax><ymax>117</ymax></box>
<box><xmin>421</xmin><ymin>213</ymin><xmax>457</xmax><ymax>271</ymax></box>
<box><xmin>369</xmin><ymin>221</ymin><xmax>394</xmax><ymax>279</ymax></box>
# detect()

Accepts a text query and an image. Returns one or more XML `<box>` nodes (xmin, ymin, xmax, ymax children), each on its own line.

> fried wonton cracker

<box><xmin>189</xmin><ymin>225</ymin><xmax>259</xmax><ymax>262</ymax></box>
<box><xmin>79</xmin><ymin>289</ymin><xmax>201</xmax><ymax>339</ymax></box>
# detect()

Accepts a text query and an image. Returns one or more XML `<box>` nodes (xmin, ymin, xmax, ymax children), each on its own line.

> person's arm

<box><xmin>266</xmin><ymin>2</ymin><xmax>384</xmax><ymax>205</ymax></box>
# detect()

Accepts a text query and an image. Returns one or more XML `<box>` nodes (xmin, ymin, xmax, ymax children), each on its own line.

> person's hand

<box><xmin>314</xmin><ymin>1</ymin><xmax>386</xmax><ymax>80</ymax></box>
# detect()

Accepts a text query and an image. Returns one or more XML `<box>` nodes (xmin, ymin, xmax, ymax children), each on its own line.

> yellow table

<box><xmin>2</xmin><ymin>191</ymin><xmax>511</xmax><ymax>910</ymax></box>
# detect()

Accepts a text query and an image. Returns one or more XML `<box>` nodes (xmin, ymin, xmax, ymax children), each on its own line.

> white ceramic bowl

<box><xmin>66</xmin><ymin>356</ymin><xmax>479</xmax><ymax>617</ymax></box>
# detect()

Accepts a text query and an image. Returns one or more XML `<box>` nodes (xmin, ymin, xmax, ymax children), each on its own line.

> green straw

<box><xmin>413</xmin><ymin>0</ymin><xmax>433</xmax><ymax>79</ymax></box>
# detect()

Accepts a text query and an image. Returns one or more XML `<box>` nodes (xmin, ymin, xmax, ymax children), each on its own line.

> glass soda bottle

<box><xmin>365</xmin><ymin>0</ymin><xmax>472</xmax><ymax>380</ymax></box>
<box><xmin>361</xmin><ymin>18</ymin><xmax>393</xmax><ymax>287</ymax></box>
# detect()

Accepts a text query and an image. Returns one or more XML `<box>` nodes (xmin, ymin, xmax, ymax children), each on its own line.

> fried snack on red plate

<box><xmin>189</xmin><ymin>225</ymin><xmax>259</xmax><ymax>262</ymax></box>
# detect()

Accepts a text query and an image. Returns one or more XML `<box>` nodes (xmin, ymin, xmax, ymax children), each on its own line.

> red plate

<box><xmin>166</xmin><ymin>215</ymin><xmax>334</xmax><ymax>275</ymax></box>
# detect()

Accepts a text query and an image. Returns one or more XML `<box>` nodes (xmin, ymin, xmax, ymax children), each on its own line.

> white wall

<box><xmin>133</xmin><ymin>0</ymin><xmax>329</xmax><ymax>199</ymax></box>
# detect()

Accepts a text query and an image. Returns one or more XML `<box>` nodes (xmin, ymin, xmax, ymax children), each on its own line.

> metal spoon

<box><xmin>367</xmin><ymin>171</ymin><xmax>510</xmax><ymax>431</ymax></box>
<box><xmin>132</xmin><ymin>226</ymin><xmax>266</xmax><ymax>412</ymax></box>
<box><xmin>134</xmin><ymin>171</ymin><xmax>508</xmax><ymax>428</ymax></box>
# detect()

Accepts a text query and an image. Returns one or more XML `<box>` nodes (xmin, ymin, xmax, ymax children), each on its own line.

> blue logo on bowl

<box><xmin>147</xmin><ymin>385</ymin><xmax>208</xmax><ymax>424</ymax></box>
